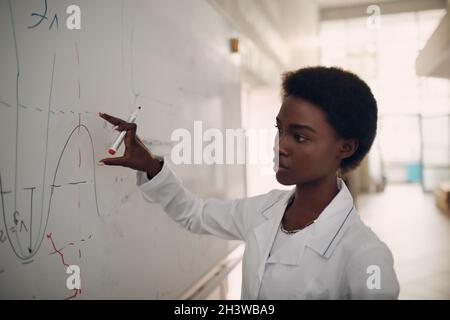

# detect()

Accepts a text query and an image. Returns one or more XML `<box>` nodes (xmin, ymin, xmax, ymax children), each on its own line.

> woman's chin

<box><xmin>275</xmin><ymin>171</ymin><xmax>295</xmax><ymax>186</ymax></box>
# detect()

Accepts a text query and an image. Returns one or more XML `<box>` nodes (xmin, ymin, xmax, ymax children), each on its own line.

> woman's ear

<box><xmin>337</xmin><ymin>138</ymin><xmax>359</xmax><ymax>161</ymax></box>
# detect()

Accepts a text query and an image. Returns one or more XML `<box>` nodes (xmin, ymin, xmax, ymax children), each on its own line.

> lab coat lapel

<box><xmin>305</xmin><ymin>178</ymin><xmax>355</xmax><ymax>259</ymax></box>
<box><xmin>251</xmin><ymin>188</ymin><xmax>295</xmax><ymax>298</ymax></box>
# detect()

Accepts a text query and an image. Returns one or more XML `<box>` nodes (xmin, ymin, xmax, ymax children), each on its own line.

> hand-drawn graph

<box><xmin>1</xmin><ymin>0</ymin><xmax>242</xmax><ymax>300</ymax></box>
<box><xmin>0</xmin><ymin>0</ymin><xmax>101</xmax><ymax>265</ymax></box>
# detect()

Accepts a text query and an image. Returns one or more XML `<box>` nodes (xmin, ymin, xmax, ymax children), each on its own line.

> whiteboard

<box><xmin>0</xmin><ymin>0</ymin><xmax>244</xmax><ymax>299</ymax></box>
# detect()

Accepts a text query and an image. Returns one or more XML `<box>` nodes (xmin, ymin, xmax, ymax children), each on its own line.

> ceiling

<box><xmin>315</xmin><ymin>0</ymin><xmax>397</xmax><ymax>9</ymax></box>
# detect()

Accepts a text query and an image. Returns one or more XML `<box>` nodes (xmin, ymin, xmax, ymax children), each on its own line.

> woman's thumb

<box><xmin>99</xmin><ymin>156</ymin><xmax>128</xmax><ymax>167</ymax></box>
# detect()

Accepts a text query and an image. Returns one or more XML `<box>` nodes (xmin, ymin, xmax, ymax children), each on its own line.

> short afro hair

<box><xmin>281</xmin><ymin>66</ymin><xmax>377</xmax><ymax>173</ymax></box>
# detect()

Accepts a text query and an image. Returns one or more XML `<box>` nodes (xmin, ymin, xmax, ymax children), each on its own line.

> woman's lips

<box><xmin>279</xmin><ymin>161</ymin><xmax>288</xmax><ymax>169</ymax></box>
<box><xmin>273</xmin><ymin>158</ymin><xmax>289</xmax><ymax>171</ymax></box>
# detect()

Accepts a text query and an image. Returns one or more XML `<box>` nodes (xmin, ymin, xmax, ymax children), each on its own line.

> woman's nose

<box><xmin>273</xmin><ymin>135</ymin><xmax>288</xmax><ymax>156</ymax></box>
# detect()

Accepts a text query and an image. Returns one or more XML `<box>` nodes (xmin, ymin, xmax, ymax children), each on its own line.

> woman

<box><xmin>99</xmin><ymin>66</ymin><xmax>400</xmax><ymax>299</ymax></box>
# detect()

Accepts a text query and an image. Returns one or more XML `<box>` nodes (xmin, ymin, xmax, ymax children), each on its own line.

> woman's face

<box><xmin>273</xmin><ymin>96</ymin><xmax>351</xmax><ymax>186</ymax></box>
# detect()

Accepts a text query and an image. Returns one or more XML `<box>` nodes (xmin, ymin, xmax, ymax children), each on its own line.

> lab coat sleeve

<box><xmin>136</xmin><ymin>158</ymin><xmax>274</xmax><ymax>241</ymax></box>
<box><xmin>345</xmin><ymin>243</ymin><xmax>400</xmax><ymax>299</ymax></box>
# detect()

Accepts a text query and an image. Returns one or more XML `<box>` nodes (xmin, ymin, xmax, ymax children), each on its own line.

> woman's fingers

<box><xmin>135</xmin><ymin>134</ymin><xmax>144</xmax><ymax>144</ymax></box>
<box><xmin>114</xmin><ymin>123</ymin><xmax>137</xmax><ymax>145</ymax></box>
<box><xmin>136</xmin><ymin>136</ymin><xmax>147</xmax><ymax>149</ymax></box>
<box><xmin>114</xmin><ymin>122</ymin><xmax>136</xmax><ymax>132</ymax></box>
<box><xmin>99</xmin><ymin>112</ymin><xmax>127</xmax><ymax>126</ymax></box>
<box><xmin>98</xmin><ymin>112</ymin><xmax>157</xmax><ymax>172</ymax></box>
<box><xmin>99</xmin><ymin>156</ymin><xmax>128</xmax><ymax>167</ymax></box>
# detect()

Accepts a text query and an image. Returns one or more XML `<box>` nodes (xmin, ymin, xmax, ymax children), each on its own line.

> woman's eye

<box><xmin>294</xmin><ymin>134</ymin><xmax>306</xmax><ymax>143</ymax></box>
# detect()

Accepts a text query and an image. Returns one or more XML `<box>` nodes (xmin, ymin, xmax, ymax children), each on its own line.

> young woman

<box><xmin>99</xmin><ymin>66</ymin><xmax>400</xmax><ymax>299</ymax></box>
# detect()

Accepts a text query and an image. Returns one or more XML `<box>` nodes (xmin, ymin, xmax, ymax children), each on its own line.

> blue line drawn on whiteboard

<box><xmin>28</xmin><ymin>0</ymin><xmax>59</xmax><ymax>31</ymax></box>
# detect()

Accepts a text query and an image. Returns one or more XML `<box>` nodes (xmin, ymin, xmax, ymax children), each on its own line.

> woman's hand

<box><xmin>98</xmin><ymin>112</ymin><xmax>162</xmax><ymax>177</ymax></box>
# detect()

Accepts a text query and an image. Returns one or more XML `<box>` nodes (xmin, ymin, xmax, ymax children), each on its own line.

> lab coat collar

<box><xmin>256</xmin><ymin>177</ymin><xmax>355</xmax><ymax>263</ymax></box>
<box><xmin>305</xmin><ymin>178</ymin><xmax>355</xmax><ymax>259</ymax></box>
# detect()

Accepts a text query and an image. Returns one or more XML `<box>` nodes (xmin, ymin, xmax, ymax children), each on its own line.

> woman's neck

<box><xmin>283</xmin><ymin>173</ymin><xmax>339</xmax><ymax>229</ymax></box>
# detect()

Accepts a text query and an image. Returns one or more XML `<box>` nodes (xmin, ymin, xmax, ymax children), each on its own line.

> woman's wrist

<box><xmin>146</xmin><ymin>158</ymin><xmax>163</xmax><ymax>180</ymax></box>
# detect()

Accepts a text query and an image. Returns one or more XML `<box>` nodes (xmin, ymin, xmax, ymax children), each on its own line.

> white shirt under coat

<box><xmin>136</xmin><ymin>158</ymin><xmax>400</xmax><ymax>299</ymax></box>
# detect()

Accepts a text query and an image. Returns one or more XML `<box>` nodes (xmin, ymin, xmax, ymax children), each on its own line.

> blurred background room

<box><xmin>208</xmin><ymin>0</ymin><xmax>450</xmax><ymax>300</ymax></box>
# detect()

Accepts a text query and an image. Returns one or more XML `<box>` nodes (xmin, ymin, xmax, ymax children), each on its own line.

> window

<box><xmin>320</xmin><ymin>9</ymin><xmax>450</xmax><ymax>191</ymax></box>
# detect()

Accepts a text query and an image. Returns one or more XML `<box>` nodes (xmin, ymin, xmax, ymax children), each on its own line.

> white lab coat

<box><xmin>136</xmin><ymin>158</ymin><xmax>400</xmax><ymax>300</ymax></box>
